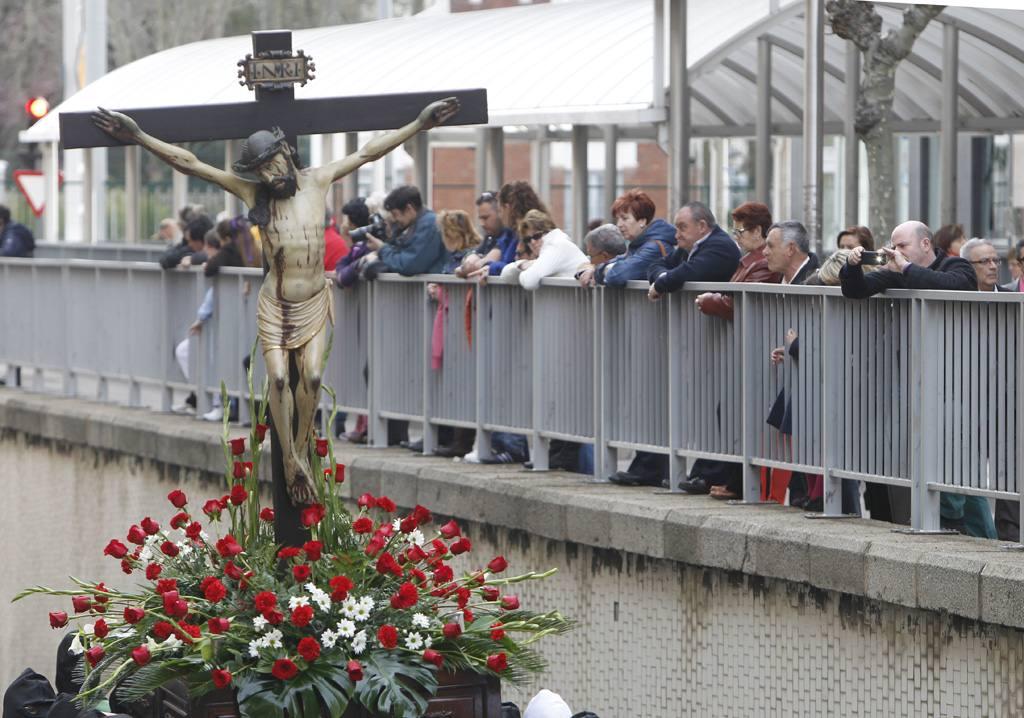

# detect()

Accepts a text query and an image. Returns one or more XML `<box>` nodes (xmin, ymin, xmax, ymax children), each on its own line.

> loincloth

<box><xmin>257</xmin><ymin>280</ymin><xmax>333</xmax><ymax>351</ymax></box>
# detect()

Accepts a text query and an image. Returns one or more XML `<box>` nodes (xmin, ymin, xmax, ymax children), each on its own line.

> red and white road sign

<box><xmin>13</xmin><ymin>169</ymin><xmax>63</xmax><ymax>217</ymax></box>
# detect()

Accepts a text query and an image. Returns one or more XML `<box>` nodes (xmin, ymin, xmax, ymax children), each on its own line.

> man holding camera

<box><xmin>362</xmin><ymin>185</ymin><xmax>446</xmax><ymax>276</ymax></box>
<box><xmin>839</xmin><ymin>220</ymin><xmax>976</xmax><ymax>296</ymax></box>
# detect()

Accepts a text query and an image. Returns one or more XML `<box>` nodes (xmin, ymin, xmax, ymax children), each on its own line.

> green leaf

<box><xmin>352</xmin><ymin>650</ymin><xmax>437</xmax><ymax>718</ymax></box>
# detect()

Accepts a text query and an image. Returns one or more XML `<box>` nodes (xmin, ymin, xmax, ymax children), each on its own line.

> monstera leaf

<box><xmin>235</xmin><ymin>657</ymin><xmax>355</xmax><ymax>718</ymax></box>
<box><xmin>352</xmin><ymin>651</ymin><xmax>438</xmax><ymax>718</ymax></box>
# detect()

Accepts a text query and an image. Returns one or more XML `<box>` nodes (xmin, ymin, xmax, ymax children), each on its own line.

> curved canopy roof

<box><xmin>23</xmin><ymin>0</ymin><xmax>1024</xmax><ymax>144</ymax></box>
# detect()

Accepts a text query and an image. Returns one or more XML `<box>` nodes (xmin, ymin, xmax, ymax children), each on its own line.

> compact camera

<box><xmin>860</xmin><ymin>250</ymin><xmax>889</xmax><ymax>266</ymax></box>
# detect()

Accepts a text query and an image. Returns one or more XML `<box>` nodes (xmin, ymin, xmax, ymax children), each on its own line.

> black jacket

<box><xmin>839</xmin><ymin>252</ymin><xmax>977</xmax><ymax>297</ymax></box>
<box><xmin>158</xmin><ymin>240</ymin><xmax>195</xmax><ymax>270</ymax></box>
<box><xmin>203</xmin><ymin>242</ymin><xmax>244</xmax><ymax>276</ymax></box>
<box><xmin>646</xmin><ymin>224</ymin><xmax>740</xmax><ymax>294</ymax></box>
<box><xmin>791</xmin><ymin>253</ymin><xmax>820</xmax><ymax>285</ymax></box>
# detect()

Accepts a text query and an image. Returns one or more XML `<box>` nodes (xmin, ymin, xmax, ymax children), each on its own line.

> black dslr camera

<box><xmin>350</xmin><ymin>213</ymin><xmax>386</xmax><ymax>242</ymax></box>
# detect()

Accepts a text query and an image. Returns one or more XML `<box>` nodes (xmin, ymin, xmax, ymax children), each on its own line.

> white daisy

<box><xmin>404</xmin><ymin>632</ymin><xmax>424</xmax><ymax>651</ymax></box>
<box><xmin>248</xmin><ymin>640</ymin><xmax>261</xmax><ymax>658</ymax></box>
<box><xmin>424</xmin><ymin>635</ymin><xmax>433</xmax><ymax>649</ymax></box>
<box><xmin>288</xmin><ymin>595</ymin><xmax>310</xmax><ymax>610</ymax></box>
<box><xmin>411</xmin><ymin>613</ymin><xmax>430</xmax><ymax>629</ymax></box>
<box><xmin>352</xmin><ymin>603</ymin><xmax>371</xmax><ymax>622</ymax></box>
<box><xmin>162</xmin><ymin>635</ymin><xmax>183</xmax><ymax>650</ymax></box>
<box><xmin>351</xmin><ymin>630</ymin><xmax>367</xmax><ymax>655</ymax></box>
<box><xmin>409</xmin><ymin>529</ymin><xmax>426</xmax><ymax>547</ymax></box>
<box><xmin>340</xmin><ymin>597</ymin><xmax>358</xmax><ymax>618</ymax></box>
<box><xmin>358</xmin><ymin>595</ymin><xmax>375</xmax><ymax>611</ymax></box>
<box><xmin>336</xmin><ymin>619</ymin><xmax>356</xmax><ymax>638</ymax></box>
<box><xmin>392</xmin><ymin>518</ymin><xmax>403</xmax><ymax>531</ymax></box>
<box><xmin>265</xmin><ymin>629</ymin><xmax>283</xmax><ymax>649</ymax></box>
<box><xmin>321</xmin><ymin>629</ymin><xmax>338</xmax><ymax>649</ymax></box>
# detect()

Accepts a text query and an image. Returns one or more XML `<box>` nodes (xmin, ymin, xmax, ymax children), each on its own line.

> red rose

<box><xmin>123</xmin><ymin>607</ymin><xmax>145</xmax><ymax>624</ymax></box>
<box><xmin>407</xmin><ymin>545</ymin><xmax>427</xmax><ymax>563</ymax></box>
<box><xmin>413</xmin><ymin>505</ymin><xmax>433</xmax><ymax>525</ymax></box>
<box><xmin>271</xmin><ymin>658</ymin><xmax>298</xmax><ymax>681</ymax></box>
<box><xmin>167</xmin><ymin>490</ymin><xmax>187</xmax><ymax>508</ymax></box>
<box><xmin>323</xmin><ymin>468</ymin><xmax>333</xmax><ymax>482</ymax></box>
<box><xmin>347</xmin><ymin>659</ymin><xmax>363</xmax><ymax>682</ymax></box>
<box><xmin>377</xmin><ymin>496</ymin><xmax>397</xmax><ymax>513</ymax></box>
<box><xmin>170</xmin><ymin>512</ymin><xmax>189</xmax><ymax>530</ymax></box>
<box><xmin>315</xmin><ymin>437</ymin><xmax>329</xmax><ymax>457</ymax></box>
<box><xmin>291</xmin><ymin>605</ymin><xmax>314</xmax><ymax>627</ymax></box>
<box><xmin>490</xmin><ymin>622</ymin><xmax>505</xmax><ymax>641</ymax></box>
<box><xmin>439</xmin><ymin>519</ymin><xmax>460</xmax><ymax>539</ymax></box>
<box><xmin>72</xmin><ymin>595</ymin><xmax>92</xmax><ymax>613</ymax></box>
<box><xmin>397</xmin><ymin>517</ymin><xmax>415</xmax><ymax>534</ymax></box>
<box><xmin>301</xmin><ymin>504</ymin><xmax>326</xmax><ymax>527</ymax></box>
<box><xmin>450</xmin><ymin>537</ymin><xmax>472</xmax><ymax>556</ymax></box>
<box><xmin>229</xmin><ymin>437</ymin><xmax>246</xmax><ymax>455</ymax></box>
<box><xmin>278</xmin><ymin>547</ymin><xmax>302</xmax><ymax>560</ymax></box>
<box><xmin>232</xmin><ymin>461</ymin><xmax>245</xmax><ymax>479</ymax></box>
<box><xmin>390</xmin><ymin>582</ymin><xmax>419</xmax><ymax>610</ymax></box>
<box><xmin>292</xmin><ymin>564</ymin><xmax>311</xmax><ymax>582</ymax></box>
<box><xmin>224</xmin><ymin>561</ymin><xmax>243</xmax><ymax>580</ymax></box>
<box><xmin>263</xmin><ymin>609</ymin><xmax>284</xmax><ymax>625</ymax></box>
<box><xmin>481</xmin><ymin>586</ymin><xmax>500</xmax><ymax>602</ymax></box>
<box><xmin>255</xmin><ymin>423</ymin><xmax>269</xmax><ymax>442</ymax></box>
<box><xmin>152</xmin><ymin>621</ymin><xmax>174</xmax><ymax>640</ymax></box>
<box><xmin>103</xmin><ymin>539</ymin><xmax>128</xmax><ymax>559</ymax></box>
<box><xmin>357</xmin><ymin>492</ymin><xmax>376</xmax><ymax>509</ymax></box>
<box><xmin>202</xmin><ymin>577</ymin><xmax>228</xmax><ymax>603</ymax></box>
<box><xmin>163</xmin><ymin>591</ymin><xmax>188</xmax><ymax>619</ymax></box>
<box><xmin>216</xmin><ymin>535</ymin><xmax>243</xmax><ymax>558</ymax></box>
<box><xmin>500</xmin><ymin>595</ymin><xmax>520</xmax><ymax>611</ymax></box>
<box><xmin>298</xmin><ymin>636</ymin><xmax>321</xmax><ymax>662</ymax></box>
<box><xmin>253</xmin><ymin>591</ymin><xmax>277</xmax><ymax>613</ymax></box>
<box><xmin>432</xmin><ymin>565</ymin><xmax>453</xmax><ymax>585</ymax></box>
<box><xmin>329</xmin><ymin>575</ymin><xmax>353</xmax><ymax>601</ymax></box>
<box><xmin>304</xmin><ymin>541</ymin><xmax>323</xmax><ymax>561</ymax></box>
<box><xmin>201</xmin><ymin>499</ymin><xmax>222</xmax><ymax>519</ymax></box>
<box><xmin>423</xmin><ymin>649</ymin><xmax>443</xmax><ymax>667</ymax></box>
<box><xmin>185</xmin><ymin>521</ymin><xmax>202</xmax><ymax>540</ymax></box>
<box><xmin>456</xmin><ymin>587</ymin><xmax>471</xmax><ymax>608</ymax></box>
<box><xmin>155</xmin><ymin>578</ymin><xmax>178</xmax><ymax>595</ymax></box>
<box><xmin>85</xmin><ymin>646</ymin><xmax>105</xmax><ymax>667</ymax></box>
<box><xmin>93</xmin><ymin>583</ymin><xmax>109</xmax><ymax>603</ymax></box>
<box><xmin>126</xmin><ymin>525</ymin><xmax>147</xmax><ymax>545</ymax></box>
<box><xmin>229</xmin><ymin>484</ymin><xmax>248</xmax><ymax>505</ymax></box>
<box><xmin>160</xmin><ymin>541</ymin><xmax>179</xmax><ymax>557</ymax></box>
<box><xmin>335</xmin><ymin>463</ymin><xmax>346</xmax><ymax>483</ymax></box>
<box><xmin>259</xmin><ymin>507</ymin><xmax>275</xmax><ymax>522</ymax></box>
<box><xmin>49</xmin><ymin>611</ymin><xmax>68</xmax><ymax>629</ymax></box>
<box><xmin>140</xmin><ymin>516</ymin><xmax>160</xmax><ymax>535</ymax></box>
<box><xmin>486</xmin><ymin>653</ymin><xmax>507</xmax><ymax>672</ymax></box>
<box><xmin>93</xmin><ymin>619</ymin><xmax>109</xmax><ymax>638</ymax></box>
<box><xmin>145</xmin><ymin>564</ymin><xmax>161</xmax><ymax>581</ymax></box>
<box><xmin>442</xmin><ymin>622</ymin><xmax>462</xmax><ymax>640</ymax></box>
<box><xmin>377</xmin><ymin>625</ymin><xmax>398</xmax><ymax>649</ymax></box>
<box><xmin>211</xmin><ymin>668</ymin><xmax>232</xmax><ymax>688</ymax></box>
<box><xmin>207</xmin><ymin>617</ymin><xmax>230</xmax><ymax>634</ymax></box>
<box><xmin>487</xmin><ymin>556</ymin><xmax>508</xmax><ymax>574</ymax></box>
<box><xmin>352</xmin><ymin>517</ymin><xmax>373</xmax><ymax>534</ymax></box>
<box><xmin>131</xmin><ymin>645</ymin><xmax>151</xmax><ymax>666</ymax></box>
<box><xmin>376</xmin><ymin>552</ymin><xmax>402</xmax><ymax>577</ymax></box>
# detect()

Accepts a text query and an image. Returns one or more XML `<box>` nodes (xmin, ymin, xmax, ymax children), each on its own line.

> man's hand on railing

<box><xmin>694</xmin><ymin>292</ymin><xmax>715</xmax><ymax>309</ymax></box>
<box><xmin>467</xmin><ymin>267</ymin><xmax>489</xmax><ymax>284</ymax></box>
<box><xmin>770</xmin><ymin>345</ymin><xmax>785</xmax><ymax>365</ymax></box>
<box><xmin>188</xmin><ymin>320</ymin><xmax>203</xmax><ymax>336</ymax></box>
<box><xmin>242</xmin><ymin>280</ymin><xmax>251</xmax><ymax>298</ymax></box>
<box><xmin>179</xmin><ymin>256</ymin><xmax>192</xmax><ymax>269</ymax></box>
<box><xmin>647</xmin><ymin>284</ymin><xmax>662</xmax><ymax>302</ymax></box>
<box><xmin>575</xmin><ymin>265</ymin><xmax>596</xmax><ymax>288</ymax></box>
<box><xmin>427</xmin><ymin>283</ymin><xmax>440</xmax><ymax>301</ymax></box>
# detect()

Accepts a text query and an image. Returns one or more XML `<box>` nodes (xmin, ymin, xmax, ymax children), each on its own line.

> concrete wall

<box><xmin>3</xmin><ymin>390</ymin><xmax>1024</xmax><ymax>715</ymax></box>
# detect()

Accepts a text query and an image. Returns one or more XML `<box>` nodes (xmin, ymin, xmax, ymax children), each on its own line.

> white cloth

<box><xmin>523</xmin><ymin>689</ymin><xmax>573</xmax><ymax>718</ymax></box>
<box><xmin>500</xmin><ymin>229</ymin><xmax>588</xmax><ymax>290</ymax></box>
<box><xmin>175</xmin><ymin>337</ymin><xmax>190</xmax><ymax>380</ymax></box>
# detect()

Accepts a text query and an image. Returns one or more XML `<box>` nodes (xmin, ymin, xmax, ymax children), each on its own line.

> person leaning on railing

<box><xmin>839</xmin><ymin>220</ymin><xmax>995</xmax><ymax>538</ymax></box>
<box><xmin>645</xmin><ymin>201</ymin><xmax>740</xmax><ymax>301</ymax></box>
<box><xmin>500</xmin><ymin>210</ymin><xmax>588</xmax><ymax>290</ymax></box>
<box><xmin>574</xmin><ymin>223</ymin><xmax>627</xmax><ymax>288</ymax></box>
<box><xmin>574</xmin><ymin>189</ymin><xmax>675</xmax><ymax>288</ymax></box>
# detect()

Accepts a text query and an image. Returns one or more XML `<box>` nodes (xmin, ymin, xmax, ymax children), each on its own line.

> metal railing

<box><xmin>32</xmin><ymin>242</ymin><xmax>167</xmax><ymax>263</ymax></box>
<box><xmin>1</xmin><ymin>257</ymin><xmax>1021</xmax><ymax>535</ymax></box>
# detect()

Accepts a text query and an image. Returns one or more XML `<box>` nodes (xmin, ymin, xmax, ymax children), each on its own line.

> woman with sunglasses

<box><xmin>500</xmin><ymin>210</ymin><xmax>588</xmax><ymax>290</ymax></box>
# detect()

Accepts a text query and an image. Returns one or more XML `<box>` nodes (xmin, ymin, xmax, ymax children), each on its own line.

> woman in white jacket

<box><xmin>500</xmin><ymin>210</ymin><xmax>588</xmax><ymax>290</ymax></box>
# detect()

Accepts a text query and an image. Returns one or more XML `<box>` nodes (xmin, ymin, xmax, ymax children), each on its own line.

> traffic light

<box><xmin>24</xmin><ymin>96</ymin><xmax>49</xmax><ymax>124</ymax></box>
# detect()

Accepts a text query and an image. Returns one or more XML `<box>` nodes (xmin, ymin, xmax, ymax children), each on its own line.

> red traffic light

<box><xmin>25</xmin><ymin>96</ymin><xmax>49</xmax><ymax>121</ymax></box>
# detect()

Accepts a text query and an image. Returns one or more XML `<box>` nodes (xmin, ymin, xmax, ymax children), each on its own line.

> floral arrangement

<box><xmin>16</xmin><ymin>398</ymin><xmax>570</xmax><ymax>717</ymax></box>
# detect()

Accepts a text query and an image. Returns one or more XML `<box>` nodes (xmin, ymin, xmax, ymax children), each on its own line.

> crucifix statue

<box><xmin>62</xmin><ymin>30</ymin><xmax>487</xmax><ymax>545</ymax></box>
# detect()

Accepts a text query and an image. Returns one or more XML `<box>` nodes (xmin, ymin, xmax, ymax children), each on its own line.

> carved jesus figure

<box><xmin>93</xmin><ymin>98</ymin><xmax>459</xmax><ymax>506</ymax></box>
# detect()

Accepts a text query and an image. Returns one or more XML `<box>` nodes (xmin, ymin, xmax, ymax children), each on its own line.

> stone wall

<box><xmin>2</xmin><ymin>390</ymin><xmax>1024</xmax><ymax>715</ymax></box>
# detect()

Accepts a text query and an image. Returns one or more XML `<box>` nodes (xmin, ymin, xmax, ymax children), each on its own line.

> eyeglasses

<box><xmin>731</xmin><ymin>227</ymin><xmax>748</xmax><ymax>238</ymax></box>
<box><xmin>971</xmin><ymin>257</ymin><xmax>999</xmax><ymax>265</ymax></box>
<box><xmin>526</xmin><ymin>232</ymin><xmax>545</xmax><ymax>243</ymax></box>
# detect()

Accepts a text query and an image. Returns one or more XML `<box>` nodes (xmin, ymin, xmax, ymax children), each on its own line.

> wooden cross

<box><xmin>58</xmin><ymin>29</ymin><xmax>488</xmax><ymax>547</ymax></box>
<box><xmin>59</xmin><ymin>29</ymin><xmax>488</xmax><ymax>150</ymax></box>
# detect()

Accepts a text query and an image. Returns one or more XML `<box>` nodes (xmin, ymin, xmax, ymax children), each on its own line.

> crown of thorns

<box><xmin>232</xmin><ymin>127</ymin><xmax>290</xmax><ymax>173</ymax></box>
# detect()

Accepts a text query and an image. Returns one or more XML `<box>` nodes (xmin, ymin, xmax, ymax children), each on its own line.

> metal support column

<box><xmin>485</xmin><ymin>127</ymin><xmax>504</xmax><ymax>192</ymax></box>
<box><xmin>668</xmin><ymin>0</ymin><xmax>690</xmax><ymax>211</ymax></box>
<box><xmin>172</xmin><ymin>169</ymin><xmax>188</xmax><ymax>217</ymax></box>
<box><xmin>124</xmin><ymin>144</ymin><xmax>140</xmax><ymax>243</ymax></box>
<box><xmin>756</xmin><ymin>36</ymin><xmax>772</xmax><ymax>205</ymax></box>
<box><xmin>844</xmin><ymin>40</ymin><xmax>860</xmax><ymax>228</ymax></box>
<box><xmin>474</xmin><ymin>128</ymin><xmax>488</xmax><ymax>195</ymax></box>
<box><xmin>224</xmin><ymin>141</ymin><xmax>241</xmax><ymax>217</ymax></box>
<box><xmin>571</xmin><ymin>125</ymin><xmax>589</xmax><ymax>243</ymax></box>
<box><xmin>343</xmin><ymin>133</ymin><xmax>359</xmax><ymax>201</ymax></box>
<box><xmin>412</xmin><ymin>133</ymin><xmax>431</xmax><ymax>207</ymax></box>
<box><xmin>82</xmin><ymin>150</ymin><xmax>93</xmax><ymax>244</ymax></box>
<box><xmin>603</xmin><ymin>125</ymin><xmax>618</xmax><ymax>217</ymax></box>
<box><xmin>531</xmin><ymin>126</ymin><xmax>551</xmax><ymax>201</ymax></box>
<box><xmin>802</xmin><ymin>0</ymin><xmax>825</xmax><ymax>254</ymax></box>
<box><xmin>940</xmin><ymin>23</ymin><xmax>959</xmax><ymax>226</ymax></box>
<box><xmin>43</xmin><ymin>142</ymin><xmax>60</xmax><ymax>241</ymax></box>
<box><xmin>321</xmin><ymin>133</ymin><xmax>335</xmax><ymax>211</ymax></box>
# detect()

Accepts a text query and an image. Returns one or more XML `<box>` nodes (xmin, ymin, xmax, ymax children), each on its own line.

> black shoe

<box><xmin>790</xmin><ymin>496</ymin><xmax>809</xmax><ymax>509</ymax></box>
<box><xmin>523</xmin><ymin>461</ymin><xmax>534</xmax><ymax>470</ymax></box>
<box><xmin>610</xmin><ymin>471</ymin><xmax>663</xmax><ymax>487</ymax></box>
<box><xmin>678</xmin><ymin>477</ymin><xmax>711</xmax><ymax>494</ymax></box>
<box><xmin>803</xmin><ymin>497</ymin><xmax>823</xmax><ymax>512</ymax></box>
<box><xmin>404</xmin><ymin>439</ymin><xmax>423</xmax><ymax>452</ymax></box>
<box><xmin>434</xmin><ymin>444</ymin><xmax>469</xmax><ymax>458</ymax></box>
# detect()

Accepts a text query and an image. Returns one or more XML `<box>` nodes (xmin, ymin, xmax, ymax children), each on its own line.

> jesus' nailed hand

<box><xmin>92</xmin><ymin>97</ymin><xmax>460</xmax><ymax>507</ymax></box>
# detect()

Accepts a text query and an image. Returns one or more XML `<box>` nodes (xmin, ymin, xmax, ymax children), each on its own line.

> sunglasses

<box><xmin>476</xmin><ymin>191</ymin><xmax>497</xmax><ymax>203</ymax></box>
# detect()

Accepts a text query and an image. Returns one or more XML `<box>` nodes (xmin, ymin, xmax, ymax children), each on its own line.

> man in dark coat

<box><xmin>611</xmin><ymin>201</ymin><xmax>741</xmax><ymax>487</ymax></box>
<box><xmin>0</xmin><ymin>205</ymin><xmax>35</xmax><ymax>257</ymax></box>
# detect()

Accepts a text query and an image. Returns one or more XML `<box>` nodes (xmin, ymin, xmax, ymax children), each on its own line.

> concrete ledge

<box><xmin>5</xmin><ymin>387</ymin><xmax>1024</xmax><ymax>629</ymax></box>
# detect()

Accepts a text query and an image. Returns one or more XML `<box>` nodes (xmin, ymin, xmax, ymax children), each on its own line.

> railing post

<box><xmin>60</xmin><ymin>264</ymin><xmax>76</xmax><ymax>397</ymax></box>
<box><xmin>195</xmin><ymin>273</ymin><xmax>211</xmax><ymax>417</ymax></box>
<box><xmin>593</xmin><ymin>287</ymin><xmax>613</xmax><ymax>481</ymax></box>
<box><xmin>160</xmin><ymin>270</ymin><xmax>173</xmax><ymax>412</ymax></box>
<box><xmin>236</xmin><ymin>273</ymin><xmax>252</xmax><ymax>427</ymax></box>
<box><xmin>530</xmin><ymin>285</ymin><xmax>549</xmax><ymax>471</ymax></box>
<box><xmin>421</xmin><ymin>280</ymin><xmax>437</xmax><ymax>455</ymax></box>
<box><xmin>820</xmin><ymin>293</ymin><xmax>843</xmax><ymax>516</ymax></box>
<box><xmin>127</xmin><ymin>267</ymin><xmax>141</xmax><ymax>408</ymax></box>
<box><xmin>367</xmin><ymin>280</ymin><xmax>387</xmax><ymax>448</ymax></box>
<box><xmin>666</xmin><ymin>291</ymin><xmax>683</xmax><ymax>492</ymax></box>
<box><xmin>95</xmin><ymin>266</ymin><xmax>108</xmax><ymax>402</ymax></box>
<box><xmin>1017</xmin><ymin>301</ymin><xmax>1024</xmax><ymax>545</ymax></box>
<box><xmin>474</xmin><ymin>282</ymin><xmax>494</xmax><ymax>461</ymax></box>
<box><xmin>739</xmin><ymin>289</ymin><xmax>761</xmax><ymax>502</ymax></box>
<box><xmin>910</xmin><ymin>298</ymin><xmax>942</xmax><ymax>530</ymax></box>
